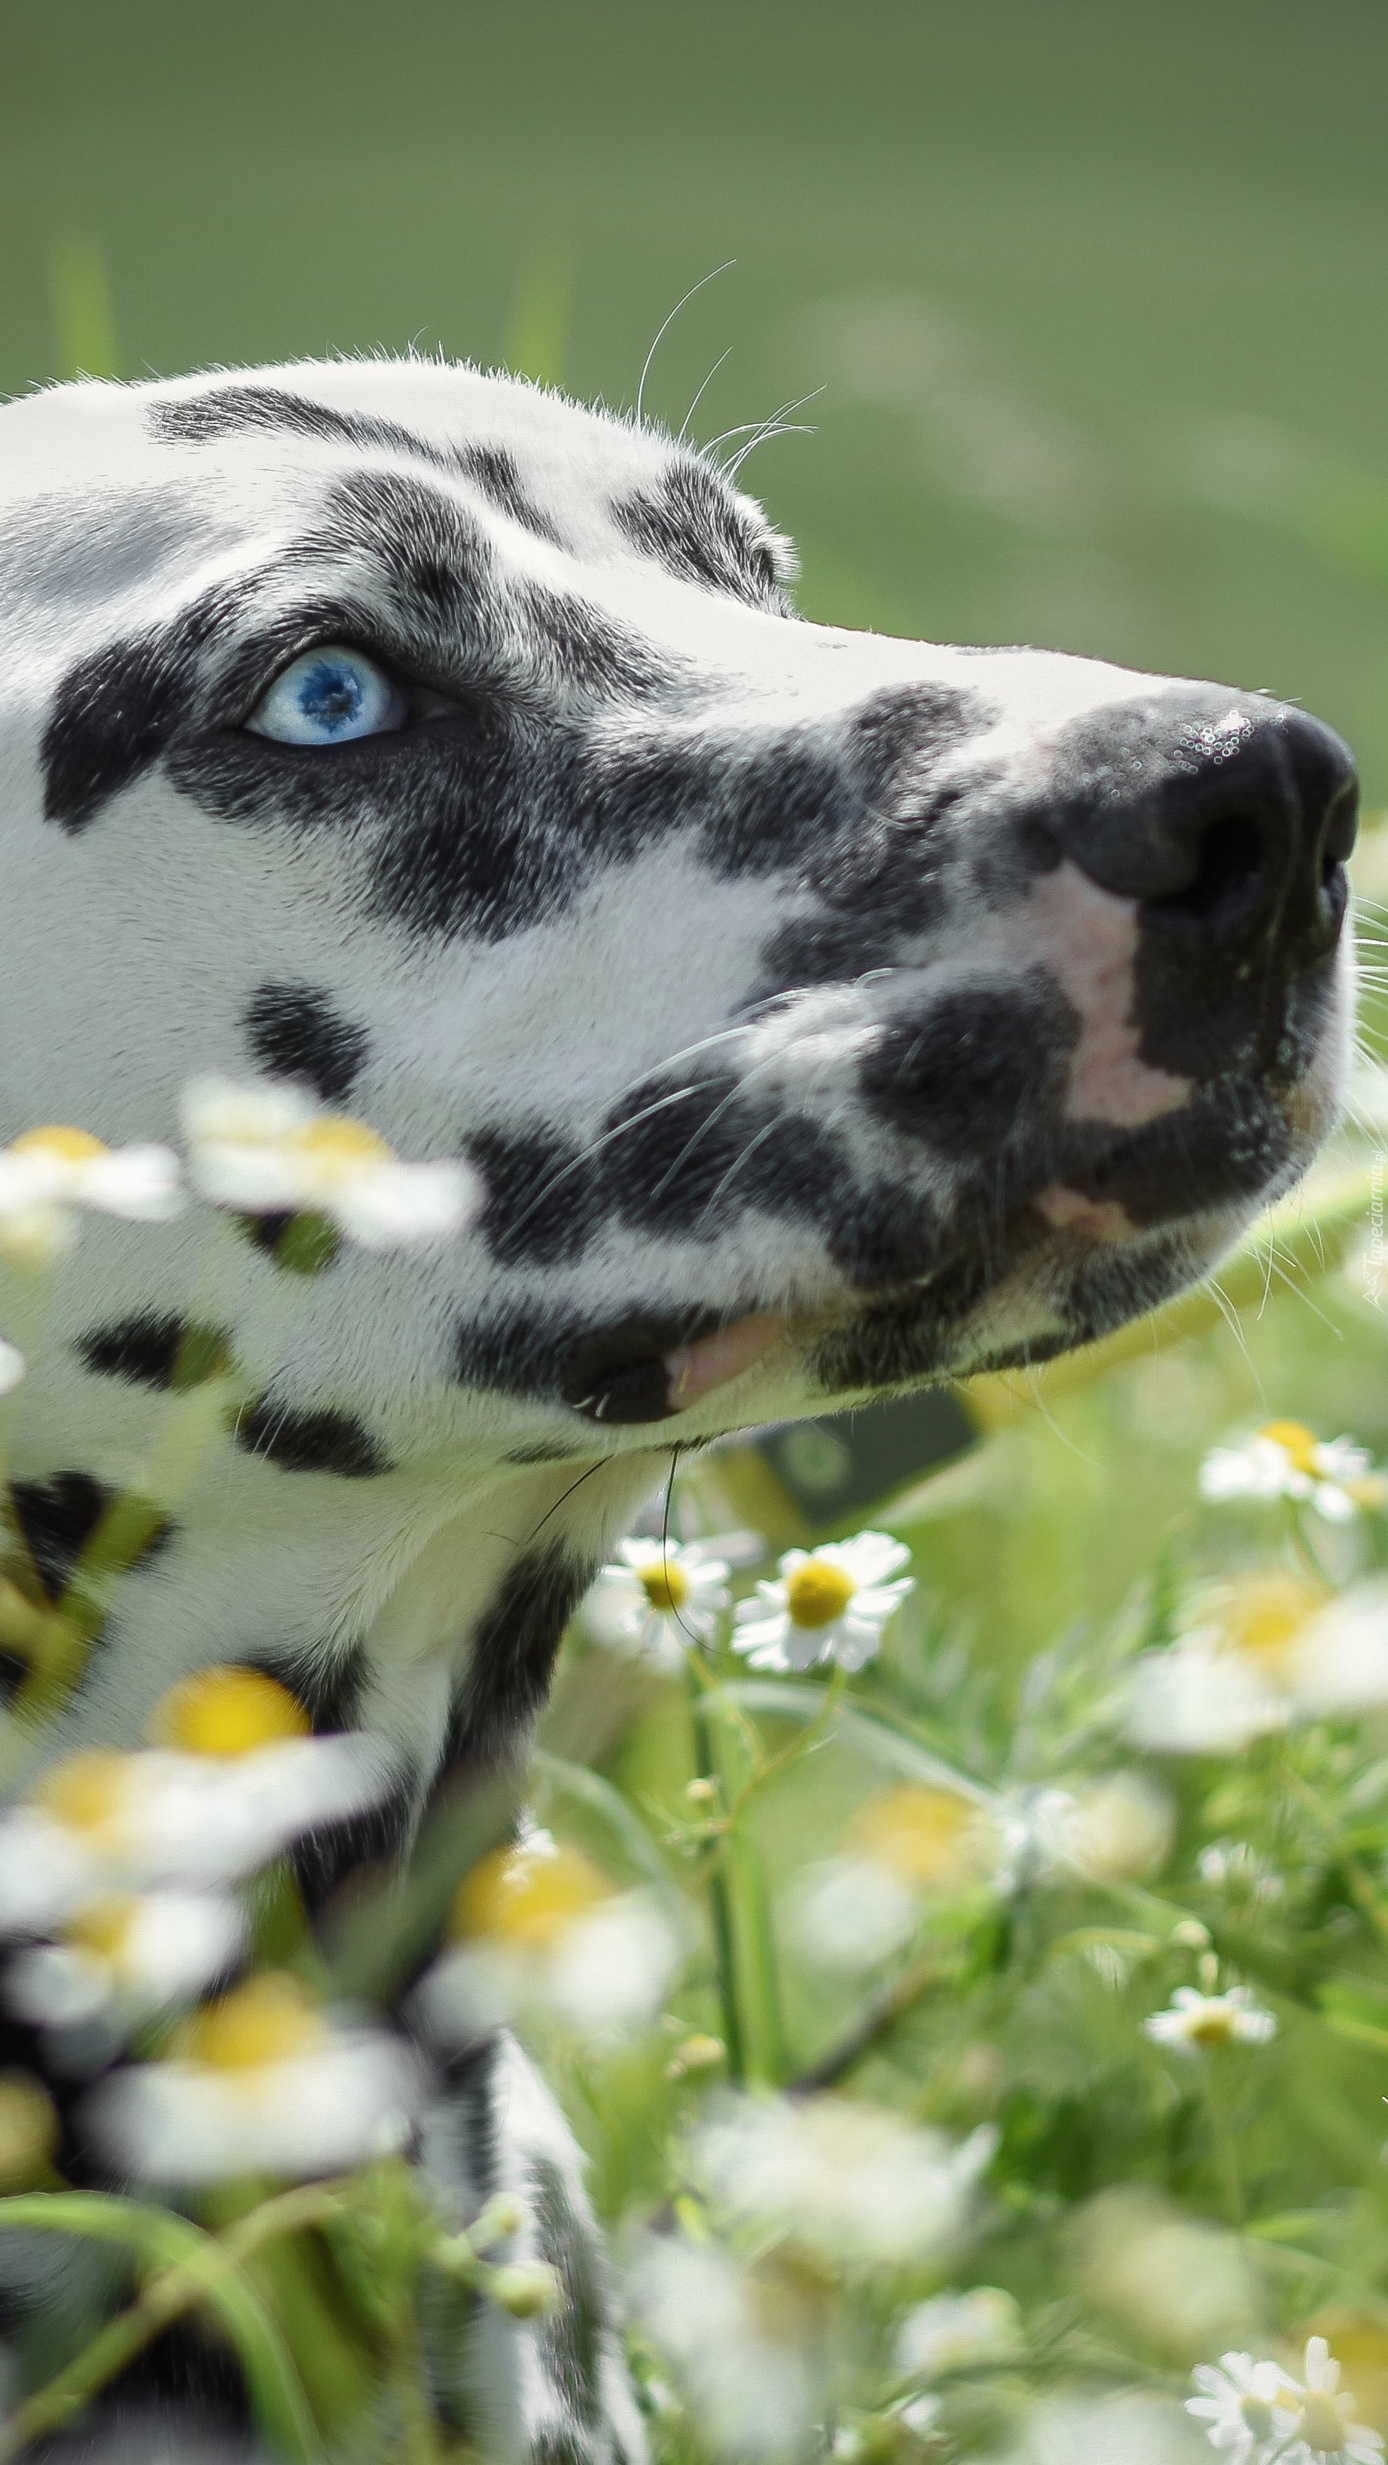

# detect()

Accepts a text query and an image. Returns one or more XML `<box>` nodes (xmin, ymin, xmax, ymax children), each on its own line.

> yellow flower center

<box><xmin>852</xmin><ymin>1784</ymin><xmax>993</xmax><ymax>1890</ymax></box>
<box><xmin>638</xmin><ymin>1559</ymin><xmax>690</xmax><ymax>1614</ymax></box>
<box><xmin>285</xmin><ymin>1117</ymin><xmax>394</xmax><ymax>1180</ymax></box>
<box><xmin>1259</xmin><ymin>1419</ymin><xmax>1322</xmax><ymax>1478</ymax></box>
<box><xmin>34</xmin><ymin>1751</ymin><xmax>132</xmax><ymax>1835</ymax></box>
<box><xmin>0</xmin><ymin>2072</ymin><xmax>59</xmax><ymax>2187</ymax></box>
<box><xmin>8</xmin><ymin>1126</ymin><xmax>108</xmax><ymax>1168</ymax></box>
<box><xmin>1297</xmin><ymin>2391</ymin><xmax>1351</xmax><ymax>2452</ymax></box>
<box><xmin>1197</xmin><ymin>1569</ymin><xmax>1328</xmax><ymax>1671</ymax></box>
<box><xmin>151</xmin><ymin>1665</ymin><xmax>311</xmax><ymax>1757</ymax></box>
<box><xmin>1185</xmin><ymin>2004</ymin><xmax>1238</xmax><ymax>2048</ymax></box>
<box><xmin>784</xmin><ymin>1560</ymin><xmax>857</xmax><ymax>1629</ymax></box>
<box><xmin>66</xmin><ymin>1896</ymin><xmax>140</xmax><ymax>1962</ymax></box>
<box><xmin>452</xmin><ymin>1841</ymin><xmax>610</xmax><ymax>1951</ymax></box>
<box><xmin>182</xmin><ymin>1973</ymin><xmax>329</xmax><ymax>2071</ymax></box>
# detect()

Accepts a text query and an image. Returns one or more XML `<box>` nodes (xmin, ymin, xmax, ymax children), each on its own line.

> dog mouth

<box><xmin>560</xmin><ymin>1309</ymin><xmax>789</xmax><ymax>1425</ymax></box>
<box><xmin>554</xmin><ymin>1065</ymin><xmax>1335</xmax><ymax>1430</ymax></box>
<box><xmin>556</xmin><ymin>1197</ymin><xmax>1110</xmax><ymax>1429</ymax></box>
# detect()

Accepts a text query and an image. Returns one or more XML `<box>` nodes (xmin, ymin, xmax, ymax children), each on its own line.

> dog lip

<box><xmin>560</xmin><ymin>1307</ymin><xmax>787</xmax><ymax>1426</ymax></box>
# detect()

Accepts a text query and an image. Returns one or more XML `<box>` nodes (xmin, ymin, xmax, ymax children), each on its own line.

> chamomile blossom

<box><xmin>182</xmin><ymin>1076</ymin><xmax>477</xmax><ymax>1249</ymax></box>
<box><xmin>691</xmin><ymin>2093</ymin><xmax>995</xmax><ymax>2267</ymax></box>
<box><xmin>0</xmin><ymin>1666</ymin><xmax>394</xmax><ymax>1929</ymax></box>
<box><xmin>0</xmin><ymin>1126</ymin><xmax>183</xmax><ymax>1266</ymax></box>
<box><xmin>1200</xmin><ymin>1421</ymin><xmax>1387</xmax><ymax>1523</ymax></box>
<box><xmin>1189</xmin><ymin>2339</ymin><xmax>1384</xmax><ymax>2464</ymax></box>
<box><xmin>732</xmin><ymin>1531</ymin><xmax>913</xmax><ymax>1675</ymax></box>
<box><xmin>417</xmin><ymin>1831</ymin><xmax>680</xmax><ymax>2044</ymax></box>
<box><xmin>895</xmin><ymin>2286</ymin><xmax>1024</xmax><ymax>2381</ymax></box>
<box><xmin>5</xmin><ymin>1888</ymin><xmax>243</xmax><ymax>2039</ymax></box>
<box><xmin>89</xmin><ymin>1970</ymin><xmax>419</xmax><ymax>2184</ymax></box>
<box><xmin>581</xmin><ymin>1537</ymin><xmax>732</xmax><ymax>1670</ymax></box>
<box><xmin>1185</xmin><ymin>2353</ymin><xmax>1296</xmax><ymax>2464</ymax></box>
<box><xmin>1144</xmin><ymin>1984</ymin><xmax>1278</xmax><ymax>2056</ymax></box>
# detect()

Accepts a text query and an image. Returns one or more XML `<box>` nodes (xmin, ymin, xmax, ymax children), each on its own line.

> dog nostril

<box><xmin>1144</xmin><ymin>812</ymin><xmax>1265</xmax><ymax>928</ymax></box>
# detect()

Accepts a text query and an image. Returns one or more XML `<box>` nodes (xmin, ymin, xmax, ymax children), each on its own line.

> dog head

<box><xmin>0</xmin><ymin>361</ymin><xmax>1357</xmax><ymax>1484</ymax></box>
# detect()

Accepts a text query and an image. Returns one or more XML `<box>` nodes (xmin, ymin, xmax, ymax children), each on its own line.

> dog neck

<box><xmin>2</xmin><ymin>1429</ymin><xmax>667</xmax><ymax>1799</ymax></box>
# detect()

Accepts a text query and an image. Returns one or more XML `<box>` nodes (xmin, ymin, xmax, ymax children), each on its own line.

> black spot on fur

<box><xmin>513</xmin><ymin>578</ymin><xmax>686</xmax><ymax>703</ymax></box>
<box><xmin>5</xmin><ymin>1472</ymin><xmax>167</xmax><ymax>1600</ymax></box>
<box><xmin>530</xmin><ymin>2436</ymin><xmax>592</xmax><ymax>2465</ymax></box>
<box><xmin>77</xmin><ymin>1311</ymin><xmax>231</xmax><ymax>1392</ymax></box>
<box><xmin>1058</xmin><ymin>1092</ymin><xmax>1295</xmax><ymax>1228</ymax></box>
<box><xmin>234</xmin><ymin>1400</ymin><xmax>392</xmax><ymax>1478</ymax></box>
<box><xmin>846</xmin><ymin>681</ymin><xmax>990</xmax><ymax>798</ymax></box>
<box><xmin>453</xmin><ymin>441</ymin><xmax>562</xmax><ymax>544</ymax></box>
<box><xmin>860</xmin><ymin>975</ymin><xmax>1076</xmax><ymax>1158</ymax></box>
<box><xmin>242</xmin><ymin>981</ymin><xmax>370</xmax><ymax>1103</ymax></box>
<box><xmin>470</xmin><ymin>1127</ymin><xmax>600</xmax><ymax>1267</ymax></box>
<box><xmin>440</xmin><ymin>2030</ymin><xmax>502</xmax><ymax>2200</ymax></box>
<box><xmin>532</xmin><ymin>2154</ymin><xmax>603</xmax><ymax>2428</ymax></box>
<box><xmin>293</xmin><ymin>1783</ymin><xmax>415</xmax><ymax>1916</ymax></box>
<box><xmin>42</xmin><ymin>579</ymin><xmax>242</xmax><ymax>831</ymax></box>
<box><xmin>152</xmin><ymin>383</ymin><xmax>444</xmax><ymax>458</ymax></box>
<box><xmin>150</xmin><ymin>387</ymin><xmax>565</xmax><ymax>544</ymax></box>
<box><xmin>0</xmin><ymin>1473</ymin><xmax>171</xmax><ymax>1698</ymax></box>
<box><xmin>604</xmin><ymin>1068</ymin><xmax>844</xmax><ymax>1240</ymax></box>
<box><xmin>615</xmin><ymin>457</ymin><xmax>788</xmax><ymax>611</ymax></box>
<box><xmin>245</xmin><ymin>1640</ymin><xmax>366</xmax><ymax>1733</ymax></box>
<box><xmin>438</xmin><ymin>1545</ymin><xmax>593</xmax><ymax>1778</ymax></box>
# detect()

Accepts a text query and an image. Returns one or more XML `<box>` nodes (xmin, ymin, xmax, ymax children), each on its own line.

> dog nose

<box><xmin>1047</xmin><ymin>692</ymin><xmax>1358</xmax><ymax>969</ymax></box>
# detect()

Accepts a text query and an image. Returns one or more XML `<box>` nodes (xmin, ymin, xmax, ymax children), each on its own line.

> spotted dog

<box><xmin>0</xmin><ymin>358</ymin><xmax>1358</xmax><ymax>2455</ymax></box>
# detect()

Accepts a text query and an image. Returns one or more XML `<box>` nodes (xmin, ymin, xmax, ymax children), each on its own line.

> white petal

<box><xmin>182</xmin><ymin>1076</ymin><xmax>317</xmax><ymax>1146</ymax></box>
<box><xmin>190</xmin><ymin>1145</ymin><xmax>316</xmax><ymax>1211</ymax></box>
<box><xmin>82</xmin><ymin>1145</ymin><xmax>184</xmax><ymax>1221</ymax></box>
<box><xmin>91</xmin><ymin>2032</ymin><xmax>420</xmax><ymax>2183</ymax></box>
<box><xmin>0</xmin><ymin>1339</ymin><xmax>26</xmax><ymax>1395</ymax></box>
<box><xmin>0</xmin><ymin>1811</ymin><xmax>100</xmax><ymax>1930</ymax></box>
<box><xmin>7</xmin><ymin>1944</ymin><xmax>113</xmax><ymax>2028</ymax></box>
<box><xmin>331</xmin><ymin>1161</ymin><xmax>477</xmax><ymax>1249</ymax></box>
<box><xmin>1312</xmin><ymin>1481</ymin><xmax>1359</xmax><ymax>1523</ymax></box>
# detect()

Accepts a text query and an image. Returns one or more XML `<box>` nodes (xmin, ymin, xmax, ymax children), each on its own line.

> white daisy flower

<box><xmin>88</xmin><ymin>1971</ymin><xmax>419</xmax><ymax>2184</ymax></box>
<box><xmin>581</xmin><ymin>1537</ymin><xmax>731</xmax><ymax>1670</ymax></box>
<box><xmin>895</xmin><ymin>2286</ymin><xmax>1024</xmax><ymax>2381</ymax></box>
<box><xmin>5</xmin><ymin>1888</ymin><xmax>243</xmax><ymax>2037</ymax></box>
<box><xmin>690</xmin><ymin>2093</ymin><xmax>995</xmax><ymax>2267</ymax></box>
<box><xmin>0</xmin><ymin>1126</ymin><xmax>183</xmax><ymax>1267</ymax></box>
<box><xmin>1125</xmin><ymin>1570</ymin><xmax>1327</xmax><ymax>1755</ymax></box>
<box><xmin>1285</xmin><ymin>1581</ymin><xmax>1388</xmax><ymax>1715</ymax></box>
<box><xmin>416</xmin><ymin>1833</ymin><xmax>680</xmax><ymax>2045</ymax></box>
<box><xmin>1186</xmin><ymin>2352</ymin><xmax>1296</xmax><ymax>2463</ymax></box>
<box><xmin>182</xmin><ymin>1076</ymin><xmax>477</xmax><ymax>1250</ymax></box>
<box><xmin>1144</xmin><ymin>1984</ymin><xmax>1278</xmax><ymax>2055</ymax></box>
<box><xmin>634</xmin><ymin>2233</ymin><xmax>816</xmax><ymax>2460</ymax></box>
<box><xmin>732</xmin><ymin>1531</ymin><xmax>913</xmax><ymax>1674</ymax></box>
<box><xmin>0</xmin><ymin>1666</ymin><xmax>395</xmax><ymax>1928</ymax></box>
<box><xmin>1031</xmin><ymin>1773</ymin><xmax>1175</xmax><ymax>1884</ymax></box>
<box><xmin>1200</xmin><ymin>1420</ymin><xmax>1387</xmax><ymax>1523</ymax></box>
<box><xmin>1264</xmin><ymin>2337</ymin><xmax>1385</xmax><ymax>2464</ymax></box>
<box><xmin>1189</xmin><ymin>2339</ymin><xmax>1384</xmax><ymax>2464</ymax></box>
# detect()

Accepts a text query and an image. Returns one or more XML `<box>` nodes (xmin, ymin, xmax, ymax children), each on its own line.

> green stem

<box><xmin>0</xmin><ymin>2182</ymin><xmax>342</xmax><ymax>2460</ymax></box>
<box><xmin>687</xmin><ymin>1661</ymin><xmax>746</xmax><ymax>2084</ymax></box>
<box><xmin>725</xmin><ymin>1802</ymin><xmax>787</xmax><ymax>2086</ymax></box>
<box><xmin>1205</xmin><ymin>2059</ymin><xmax>1245</xmax><ymax>2227</ymax></box>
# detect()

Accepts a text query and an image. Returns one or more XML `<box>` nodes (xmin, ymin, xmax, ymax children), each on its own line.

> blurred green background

<box><xmin>6</xmin><ymin>0</ymin><xmax>1388</xmax><ymax>792</ymax></box>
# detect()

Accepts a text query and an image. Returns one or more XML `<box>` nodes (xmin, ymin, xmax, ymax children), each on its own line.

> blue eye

<box><xmin>247</xmin><ymin>646</ymin><xmax>406</xmax><ymax>746</ymax></box>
